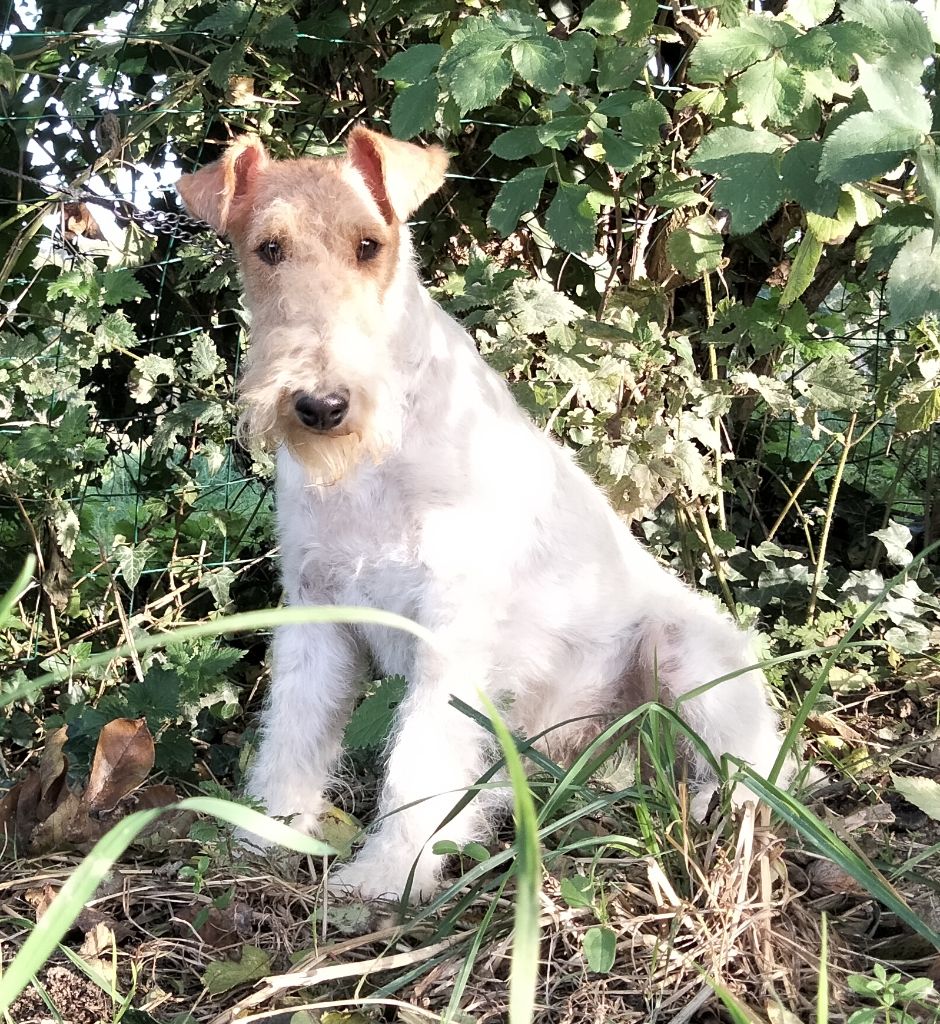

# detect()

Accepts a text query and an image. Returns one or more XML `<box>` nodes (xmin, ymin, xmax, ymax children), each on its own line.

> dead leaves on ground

<box><xmin>0</xmin><ymin>717</ymin><xmax>185</xmax><ymax>855</ymax></box>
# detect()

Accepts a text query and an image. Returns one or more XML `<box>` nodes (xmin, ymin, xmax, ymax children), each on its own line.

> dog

<box><xmin>177</xmin><ymin>126</ymin><xmax>788</xmax><ymax>902</ymax></box>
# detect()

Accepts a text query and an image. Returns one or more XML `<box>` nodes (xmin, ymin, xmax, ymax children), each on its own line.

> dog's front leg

<box><xmin>330</xmin><ymin>641</ymin><xmax>495</xmax><ymax>903</ymax></box>
<box><xmin>241</xmin><ymin>621</ymin><xmax>362</xmax><ymax>843</ymax></box>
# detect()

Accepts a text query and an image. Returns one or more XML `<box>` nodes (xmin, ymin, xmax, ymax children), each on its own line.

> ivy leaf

<box><xmin>379</xmin><ymin>44</ymin><xmax>443</xmax><ymax>84</ymax></box>
<box><xmin>818</xmin><ymin>111</ymin><xmax>925</xmax><ymax>185</ymax></box>
<box><xmin>689</xmin><ymin>126</ymin><xmax>785</xmax><ymax>234</ymax></box>
<box><xmin>870</xmin><ymin>521</ymin><xmax>913</xmax><ymax>567</ymax></box>
<box><xmin>666</xmin><ymin>214</ymin><xmax>724</xmax><ymax>279</ymax></box>
<box><xmin>511</xmin><ymin>36</ymin><xmax>565</xmax><ymax>93</ymax></box>
<box><xmin>561</xmin><ymin>32</ymin><xmax>595</xmax><ymax>85</ymax></box>
<box><xmin>580</xmin><ymin>0</ymin><xmax>631</xmax><ymax>34</ymax></box>
<box><xmin>490</xmin><ymin>126</ymin><xmax>543</xmax><ymax>160</ymax></box>
<box><xmin>390</xmin><ymin>78</ymin><xmax>439</xmax><ymax>140</ymax></box>
<box><xmin>583</xmin><ymin>925</ymin><xmax>617</xmax><ymax>973</ymax></box>
<box><xmin>545</xmin><ymin>182</ymin><xmax>595</xmax><ymax>254</ymax></box>
<box><xmin>887</xmin><ymin>229</ymin><xmax>940</xmax><ymax>326</ymax></box>
<box><xmin>737</xmin><ymin>54</ymin><xmax>806</xmax><ymax>128</ymax></box>
<box><xmin>488</xmin><ymin>166</ymin><xmax>548</xmax><ymax>236</ymax></box>
<box><xmin>115</xmin><ymin>540</ymin><xmax>151</xmax><ymax>590</ymax></box>
<box><xmin>690</xmin><ymin>15</ymin><xmax>795</xmax><ymax>82</ymax></box>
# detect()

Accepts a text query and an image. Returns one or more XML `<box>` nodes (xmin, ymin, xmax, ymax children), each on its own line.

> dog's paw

<box><xmin>327</xmin><ymin>851</ymin><xmax>440</xmax><ymax>904</ymax></box>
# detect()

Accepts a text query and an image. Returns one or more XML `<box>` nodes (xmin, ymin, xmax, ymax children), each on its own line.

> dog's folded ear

<box><xmin>347</xmin><ymin>125</ymin><xmax>449</xmax><ymax>224</ymax></box>
<box><xmin>177</xmin><ymin>135</ymin><xmax>268</xmax><ymax>234</ymax></box>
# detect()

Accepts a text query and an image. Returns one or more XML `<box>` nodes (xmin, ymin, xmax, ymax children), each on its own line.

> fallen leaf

<box><xmin>84</xmin><ymin>718</ymin><xmax>155</xmax><ymax>813</ymax></box>
<box><xmin>80</xmin><ymin>921</ymin><xmax>117</xmax><ymax>960</ymax></box>
<box><xmin>891</xmin><ymin>773</ymin><xmax>940</xmax><ymax>822</ymax></box>
<box><xmin>318</xmin><ymin>805</ymin><xmax>361</xmax><ymax>859</ymax></box>
<box><xmin>0</xmin><ymin>772</ymin><xmax>41</xmax><ymax>850</ymax></box>
<box><xmin>202</xmin><ymin>944</ymin><xmax>272</xmax><ymax>995</ymax></box>
<box><xmin>29</xmin><ymin>788</ymin><xmax>89</xmax><ymax>853</ymax></box>
<box><xmin>808</xmin><ymin>859</ymin><xmax>868</xmax><ymax>896</ymax></box>
<box><xmin>25</xmin><ymin>884</ymin><xmax>58</xmax><ymax>921</ymax></box>
<box><xmin>36</xmin><ymin>726</ymin><xmax>69</xmax><ymax>817</ymax></box>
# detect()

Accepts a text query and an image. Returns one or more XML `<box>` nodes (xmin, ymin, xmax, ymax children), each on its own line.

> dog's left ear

<box><xmin>347</xmin><ymin>126</ymin><xmax>449</xmax><ymax>223</ymax></box>
<box><xmin>177</xmin><ymin>135</ymin><xmax>268</xmax><ymax>234</ymax></box>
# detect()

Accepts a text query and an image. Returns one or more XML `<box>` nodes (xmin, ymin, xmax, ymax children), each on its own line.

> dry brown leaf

<box><xmin>79</xmin><ymin>920</ymin><xmax>117</xmax><ymax>960</ymax></box>
<box><xmin>37</xmin><ymin>726</ymin><xmax>69</xmax><ymax>811</ymax></box>
<box><xmin>808</xmin><ymin>858</ymin><xmax>869</xmax><ymax>896</ymax></box>
<box><xmin>84</xmin><ymin>717</ymin><xmax>155</xmax><ymax>813</ymax></box>
<box><xmin>0</xmin><ymin>772</ymin><xmax>42</xmax><ymax>850</ymax></box>
<box><xmin>29</xmin><ymin>788</ymin><xmax>89</xmax><ymax>853</ymax></box>
<box><xmin>25</xmin><ymin>883</ymin><xmax>59</xmax><ymax>921</ymax></box>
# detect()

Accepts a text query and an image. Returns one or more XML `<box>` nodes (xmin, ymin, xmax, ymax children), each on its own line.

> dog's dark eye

<box><xmin>257</xmin><ymin>239</ymin><xmax>284</xmax><ymax>265</ymax></box>
<box><xmin>357</xmin><ymin>238</ymin><xmax>381</xmax><ymax>263</ymax></box>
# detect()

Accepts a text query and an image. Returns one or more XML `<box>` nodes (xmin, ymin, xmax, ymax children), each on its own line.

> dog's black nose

<box><xmin>294</xmin><ymin>390</ymin><xmax>349</xmax><ymax>431</ymax></box>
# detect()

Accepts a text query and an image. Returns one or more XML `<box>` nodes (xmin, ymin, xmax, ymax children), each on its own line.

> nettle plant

<box><xmin>381</xmin><ymin>0</ymin><xmax>940</xmax><ymax>653</ymax></box>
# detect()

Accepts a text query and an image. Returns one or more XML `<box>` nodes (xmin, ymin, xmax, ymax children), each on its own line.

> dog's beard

<box><xmin>237</xmin><ymin>387</ymin><xmax>400</xmax><ymax>485</ymax></box>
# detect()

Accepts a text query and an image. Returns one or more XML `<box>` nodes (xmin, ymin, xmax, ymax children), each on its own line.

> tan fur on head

<box><xmin>177</xmin><ymin>135</ymin><xmax>269</xmax><ymax>234</ymax></box>
<box><xmin>175</xmin><ymin>127</ymin><xmax>446</xmax><ymax>485</ymax></box>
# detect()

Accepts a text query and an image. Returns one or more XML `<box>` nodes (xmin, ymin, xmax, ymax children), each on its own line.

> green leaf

<box><xmin>596</xmin><ymin>45</ymin><xmax>649</xmax><ymax>92</ymax></box>
<box><xmin>675</xmin><ymin>86</ymin><xmax>726</xmax><ymax>116</ymax></box>
<box><xmin>100</xmin><ymin>268</ymin><xmax>147</xmax><ymax>305</ymax></box>
<box><xmin>690</xmin><ymin>15</ymin><xmax>795</xmax><ymax>83</ymax></box>
<box><xmin>561</xmin><ymin>32</ymin><xmax>595</xmax><ymax>84</ymax></box>
<box><xmin>583</xmin><ymin>925</ymin><xmax>617</xmax><ymax>973</ymax></box>
<box><xmin>115</xmin><ymin>540</ymin><xmax>151</xmax><ymax>590</ymax></box>
<box><xmin>795</xmin><ymin>354</ymin><xmax>867</xmax><ymax>412</ymax></box>
<box><xmin>666</xmin><ymin>214</ymin><xmax>724</xmax><ymax>279</ymax></box>
<box><xmin>870</xmin><ymin>521</ymin><xmax>913</xmax><ymax>567</ymax></box>
<box><xmin>560</xmin><ymin>873</ymin><xmax>594</xmax><ymax>909</ymax></box>
<box><xmin>0</xmin><ymin>53</ymin><xmax>16</xmax><ymax>92</ymax></box>
<box><xmin>689</xmin><ymin>127</ymin><xmax>785</xmax><ymax>234</ymax></box>
<box><xmin>915</xmin><ymin>140</ymin><xmax>940</xmax><ymax>246</ymax></box>
<box><xmin>737</xmin><ymin>54</ymin><xmax>806</xmax><ymax>128</ymax></box>
<box><xmin>841</xmin><ymin>0</ymin><xmax>933</xmax><ymax>79</ymax></box>
<box><xmin>390</xmin><ymin>78</ymin><xmax>439</xmax><ymax>140</ymax></box>
<box><xmin>580</xmin><ymin>0</ymin><xmax>631</xmax><ymax>34</ymax></box>
<box><xmin>203</xmin><ymin>945</ymin><xmax>272</xmax><ymax>995</ymax></box>
<box><xmin>896</xmin><ymin>387</ymin><xmax>940</xmax><ymax>433</ymax></box>
<box><xmin>818</xmin><ymin>111</ymin><xmax>924</xmax><ymax>185</ymax></box>
<box><xmin>856</xmin><ymin>59</ymin><xmax>932</xmax><ymax>129</ymax></box>
<box><xmin>780</xmin><ymin>140</ymin><xmax>840</xmax><ymax>216</ymax></box>
<box><xmin>95</xmin><ymin>311</ymin><xmax>138</xmax><ymax>351</ymax></box>
<box><xmin>891</xmin><ymin>772</ymin><xmax>940</xmax><ymax>821</ymax></box>
<box><xmin>344</xmin><ymin>676</ymin><xmax>407</xmax><ymax>749</ymax></box>
<box><xmin>189</xmin><ymin>333</ymin><xmax>224</xmax><ymax>381</ymax></box>
<box><xmin>511</xmin><ymin>36</ymin><xmax>566</xmax><ymax>92</ymax></box>
<box><xmin>545</xmin><ymin>182</ymin><xmax>595</xmax><ymax>254</ymax></box>
<box><xmin>537</xmin><ymin>116</ymin><xmax>589</xmax><ymax>149</ymax></box>
<box><xmin>488</xmin><ymin>166</ymin><xmax>547</xmax><ymax>236</ymax></box>
<box><xmin>779</xmin><ymin>228</ymin><xmax>824</xmax><ymax>307</ymax></box>
<box><xmin>439</xmin><ymin>22</ymin><xmax>513</xmax><ymax>113</ymax></box>
<box><xmin>887</xmin><ymin>229</ymin><xmax>940</xmax><ymax>326</ymax></box>
<box><xmin>379</xmin><ymin>44</ymin><xmax>444</xmax><ymax>84</ymax></box>
<box><xmin>490</xmin><ymin>126</ymin><xmax>543</xmax><ymax>160</ymax></box>
<box><xmin>259</xmin><ymin>14</ymin><xmax>297</xmax><ymax>49</ymax></box>
<box><xmin>786</xmin><ymin>0</ymin><xmax>836</xmax><ymax>29</ymax></box>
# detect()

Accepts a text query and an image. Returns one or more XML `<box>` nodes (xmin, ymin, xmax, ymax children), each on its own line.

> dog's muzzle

<box><xmin>294</xmin><ymin>390</ymin><xmax>350</xmax><ymax>432</ymax></box>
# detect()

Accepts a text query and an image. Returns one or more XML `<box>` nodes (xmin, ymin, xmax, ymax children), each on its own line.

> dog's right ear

<box><xmin>177</xmin><ymin>136</ymin><xmax>268</xmax><ymax>234</ymax></box>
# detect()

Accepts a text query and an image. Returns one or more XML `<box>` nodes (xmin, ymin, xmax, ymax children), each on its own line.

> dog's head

<box><xmin>177</xmin><ymin>127</ymin><xmax>448</xmax><ymax>483</ymax></box>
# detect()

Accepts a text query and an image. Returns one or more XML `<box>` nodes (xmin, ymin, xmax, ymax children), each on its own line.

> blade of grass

<box><xmin>3</xmin><ymin>604</ymin><xmax>435</xmax><ymax>709</ymax></box>
<box><xmin>0</xmin><ymin>555</ymin><xmax>36</xmax><ymax>627</ymax></box>
<box><xmin>737</xmin><ymin>764</ymin><xmax>940</xmax><ymax>948</ymax></box>
<box><xmin>479</xmin><ymin>693</ymin><xmax>541</xmax><ymax>1024</ymax></box>
<box><xmin>818</xmin><ymin>912</ymin><xmax>829</xmax><ymax>1024</ymax></box>
<box><xmin>0</xmin><ymin>797</ymin><xmax>333</xmax><ymax>1012</ymax></box>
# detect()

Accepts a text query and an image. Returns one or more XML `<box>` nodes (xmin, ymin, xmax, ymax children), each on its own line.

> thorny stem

<box><xmin>807</xmin><ymin>413</ymin><xmax>857</xmax><ymax>623</ymax></box>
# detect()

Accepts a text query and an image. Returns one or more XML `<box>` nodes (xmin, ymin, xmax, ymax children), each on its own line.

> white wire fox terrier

<box><xmin>177</xmin><ymin>126</ymin><xmax>788</xmax><ymax>903</ymax></box>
